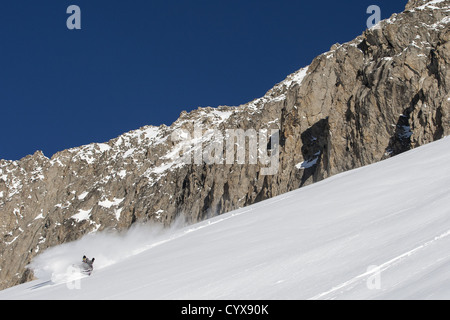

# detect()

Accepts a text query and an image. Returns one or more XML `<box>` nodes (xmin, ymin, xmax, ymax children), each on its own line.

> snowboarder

<box><xmin>81</xmin><ymin>255</ymin><xmax>95</xmax><ymax>275</ymax></box>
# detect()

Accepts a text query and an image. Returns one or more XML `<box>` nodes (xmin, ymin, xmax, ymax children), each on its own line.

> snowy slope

<box><xmin>1</xmin><ymin>137</ymin><xmax>450</xmax><ymax>300</ymax></box>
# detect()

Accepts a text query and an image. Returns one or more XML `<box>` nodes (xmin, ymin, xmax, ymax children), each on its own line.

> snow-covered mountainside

<box><xmin>0</xmin><ymin>0</ymin><xmax>449</xmax><ymax>290</ymax></box>
<box><xmin>1</xmin><ymin>136</ymin><xmax>449</xmax><ymax>300</ymax></box>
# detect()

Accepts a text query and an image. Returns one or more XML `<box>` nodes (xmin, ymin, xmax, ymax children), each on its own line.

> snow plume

<box><xmin>29</xmin><ymin>219</ymin><xmax>188</xmax><ymax>284</ymax></box>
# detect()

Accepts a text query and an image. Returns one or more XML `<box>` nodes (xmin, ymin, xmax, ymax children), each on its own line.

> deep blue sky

<box><xmin>0</xmin><ymin>0</ymin><xmax>406</xmax><ymax>160</ymax></box>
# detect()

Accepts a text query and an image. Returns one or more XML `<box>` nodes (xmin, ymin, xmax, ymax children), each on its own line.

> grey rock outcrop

<box><xmin>1</xmin><ymin>0</ymin><xmax>449</xmax><ymax>290</ymax></box>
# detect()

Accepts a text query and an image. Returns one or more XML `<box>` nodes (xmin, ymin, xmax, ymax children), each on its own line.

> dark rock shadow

<box><xmin>299</xmin><ymin>117</ymin><xmax>329</xmax><ymax>187</ymax></box>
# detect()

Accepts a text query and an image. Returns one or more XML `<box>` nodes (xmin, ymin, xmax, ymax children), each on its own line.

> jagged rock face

<box><xmin>281</xmin><ymin>0</ymin><xmax>450</xmax><ymax>183</ymax></box>
<box><xmin>0</xmin><ymin>0</ymin><xmax>449</xmax><ymax>290</ymax></box>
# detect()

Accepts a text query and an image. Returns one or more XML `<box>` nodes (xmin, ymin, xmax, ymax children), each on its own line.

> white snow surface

<box><xmin>71</xmin><ymin>209</ymin><xmax>92</xmax><ymax>223</ymax></box>
<box><xmin>1</xmin><ymin>137</ymin><xmax>450</xmax><ymax>300</ymax></box>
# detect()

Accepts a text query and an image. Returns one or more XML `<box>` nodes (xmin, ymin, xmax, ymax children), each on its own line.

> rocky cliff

<box><xmin>1</xmin><ymin>0</ymin><xmax>449</xmax><ymax>290</ymax></box>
